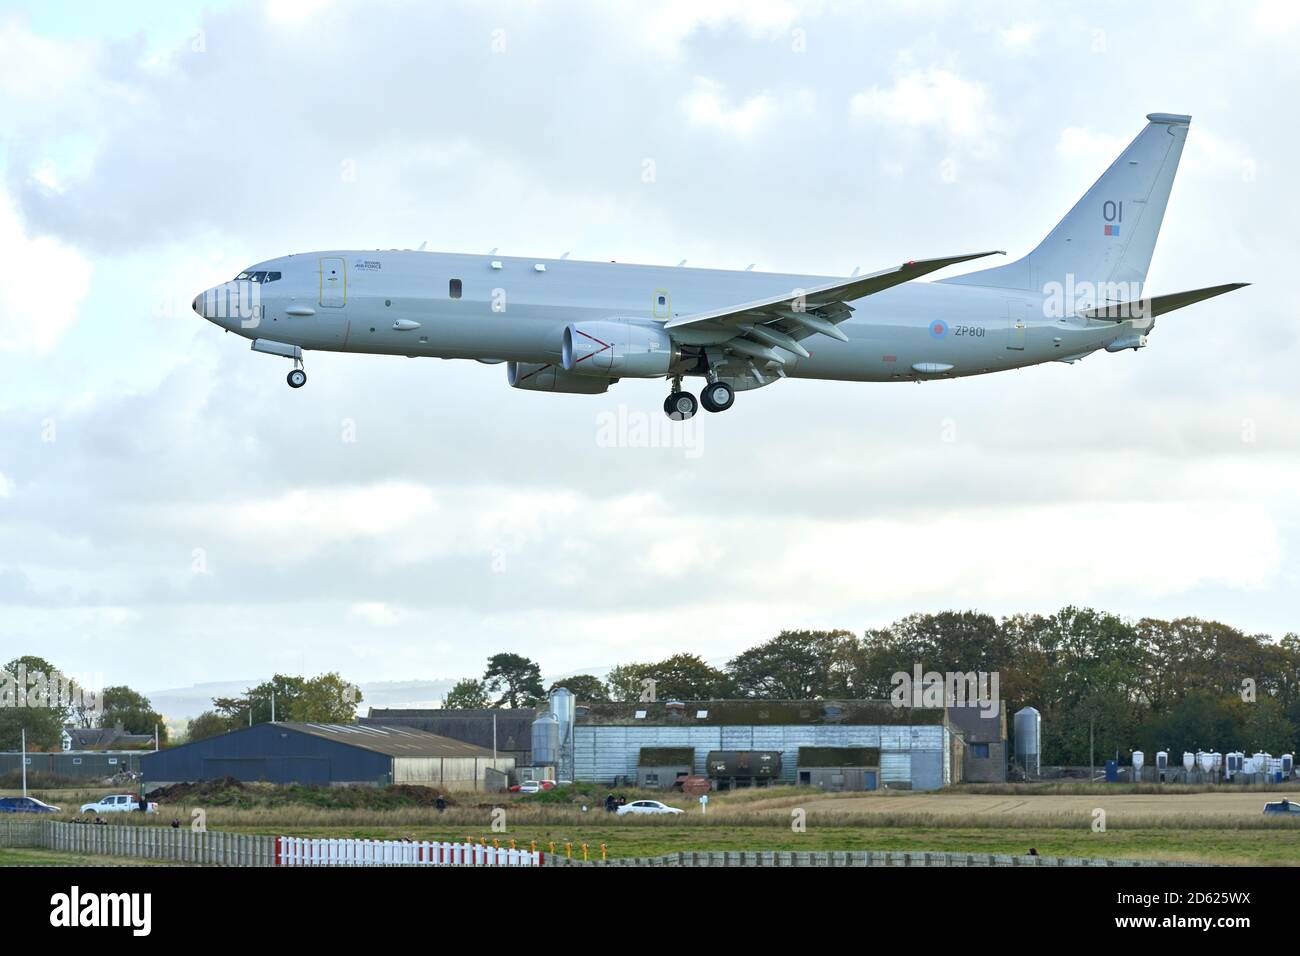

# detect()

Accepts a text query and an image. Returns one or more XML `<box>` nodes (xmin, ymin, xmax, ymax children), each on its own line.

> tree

<box><xmin>0</xmin><ymin>656</ymin><xmax>74</xmax><ymax>750</ymax></box>
<box><xmin>98</xmin><ymin>686</ymin><xmax>167</xmax><ymax>743</ymax></box>
<box><xmin>484</xmin><ymin>653</ymin><xmax>544</xmax><ymax>708</ymax></box>
<box><xmin>727</xmin><ymin>631</ymin><xmax>859</xmax><ymax>699</ymax></box>
<box><xmin>442</xmin><ymin>678</ymin><xmax>491</xmax><ymax>709</ymax></box>
<box><xmin>1243</xmin><ymin>696</ymin><xmax>1296</xmax><ymax>755</ymax></box>
<box><xmin>547</xmin><ymin>675</ymin><xmax>609</xmax><ymax>703</ymax></box>
<box><xmin>184</xmin><ymin>711</ymin><xmax>232</xmax><ymax>743</ymax></box>
<box><xmin>244</xmin><ymin>674</ymin><xmax>308</xmax><ymax>724</ymax></box>
<box><xmin>607</xmin><ymin>654</ymin><xmax>733</xmax><ymax>702</ymax></box>
<box><xmin>288</xmin><ymin>673</ymin><xmax>362</xmax><ymax>723</ymax></box>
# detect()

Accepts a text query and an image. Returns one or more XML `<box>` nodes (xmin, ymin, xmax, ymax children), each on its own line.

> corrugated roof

<box><xmin>576</xmin><ymin>699</ymin><xmax>945</xmax><ymax>727</ymax></box>
<box><xmin>279</xmin><ymin>723</ymin><xmax>496</xmax><ymax>758</ymax></box>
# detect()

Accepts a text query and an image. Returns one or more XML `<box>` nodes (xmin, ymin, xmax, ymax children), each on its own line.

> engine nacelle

<box><xmin>562</xmin><ymin>321</ymin><xmax>676</xmax><ymax>377</ymax></box>
<box><xmin>507</xmin><ymin>362</ymin><xmax>612</xmax><ymax>394</ymax></box>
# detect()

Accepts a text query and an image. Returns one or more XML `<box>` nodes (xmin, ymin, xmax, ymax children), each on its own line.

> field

<box><xmin>6</xmin><ymin>781</ymin><xmax>1300</xmax><ymax>865</ymax></box>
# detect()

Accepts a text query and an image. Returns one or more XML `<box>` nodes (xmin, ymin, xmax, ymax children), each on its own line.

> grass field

<box><xmin>7</xmin><ymin>782</ymin><xmax>1300</xmax><ymax>865</ymax></box>
<box><xmin>0</xmin><ymin>847</ymin><xmax>176</xmax><ymax>866</ymax></box>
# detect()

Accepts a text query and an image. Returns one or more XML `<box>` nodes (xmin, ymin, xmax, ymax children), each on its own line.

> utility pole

<box><xmin>21</xmin><ymin>728</ymin><xmax>27</xmax><ymax>798</ymax></box>
<box><xmin>1090</xmin><ymin>717</ymin><xmax>1095</xmax><ymax>781</ymax></box>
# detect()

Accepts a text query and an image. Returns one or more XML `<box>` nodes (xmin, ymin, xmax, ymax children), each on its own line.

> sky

<box><xmin>1</xmin><ymin>0</ymin><xmax>1297</xmax><ymax>711</ymax></box>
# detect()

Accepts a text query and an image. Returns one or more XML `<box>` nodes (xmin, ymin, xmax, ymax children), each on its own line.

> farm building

<box><xmin>362</xmin><ymin>708</ymin><xmax>536</xmax><ymax>766</ymax></box>
<box><xmin>573</xmin><ymin>700</ymin><xmax>955</xmax><ymax>790</ymax></box>
<box><xmin>0</xmin><ymin>750</ymin><xmax>145</xmax><ymax>781</ymax></box>
<box><xmin>635</xmin><ymin>747</ymin><xmax>695</xmax><ymax>789</ymax></box>
<box><xmin>141</xmin><ymin>722</ymin><xmax>514</xmax><ymax>790</ymax></box>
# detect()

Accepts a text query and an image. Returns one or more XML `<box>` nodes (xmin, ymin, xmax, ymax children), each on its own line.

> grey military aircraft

<box><xmin>194</xmin><ymin>113</ymin><xmax>1245</xmax><ymax>419</ymax></box>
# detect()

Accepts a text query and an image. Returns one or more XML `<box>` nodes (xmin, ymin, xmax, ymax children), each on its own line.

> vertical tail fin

<box><xmin>941</xmin><ymin>113</ymin><xmax>1190</xmax><ymax>296</ymax></box>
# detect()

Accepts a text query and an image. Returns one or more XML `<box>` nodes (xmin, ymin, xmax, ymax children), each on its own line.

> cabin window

<box><xmin>972</xmin><ymin>743</ymin><xmax>990</xmax><ymax>759</ymax></box>
<box><xmin>449</xmin><ymin>278</ymin><xmax>462</xmax><ymax>299</ymax></box>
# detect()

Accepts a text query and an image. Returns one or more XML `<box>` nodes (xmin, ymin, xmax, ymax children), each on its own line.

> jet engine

<box><xmin>507</xmin><ymin>362</ymin><xmax>612</xmax><ymax>394</ymax></box>
<box><xmin>561</xmin><ymin>321</ymin><xmax>677</xmax><ymax>377</ymax></box>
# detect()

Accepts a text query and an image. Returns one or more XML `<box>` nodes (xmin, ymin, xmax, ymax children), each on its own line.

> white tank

<box><xmin>1182</xmin><ymin>752</ymin><xmax>1195</xmax><ymax>772</ymax></box>
<box><xmin>1156</xmin><ymin>751</ymin><xmax>1168</xmax><ymax>770</ymax></box>
<box><xmin>530</xmin><ymin>712</ymin><xmax>560</xmax><ymax>766</ymax></box>
<box><xmin>1283</xmin><ymin>754</ymin><xmax>1294</xmax><ymax>777</ymax></box>
<box><xmin>548</xmin><ymin>687</ymin><xmax>576</xmax><ymax>779</ymax></box>
<box><xmin>1132</xmin><ymin>750</ymin><xmax>1144</xmax><ymax>771</ymax></box>
<box><xmin>1014</xmin><ymin>707</ymin><xmax>1041</xmax><ymax>776</ymax></box>
<box><xmin>1198</xmin><ymin>752</ymin><xmax>1214</xmax><ymax>773</ymax></box>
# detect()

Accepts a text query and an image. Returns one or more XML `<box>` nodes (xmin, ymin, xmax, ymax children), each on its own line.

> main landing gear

<box><xmin>663</xmin><ymin>377</ymin><xmax>736</xmax><ymax>419</ymax></box>
<box><xmin>700</xmin><ymin>380</ymin><xmax>735</xmax><ymax>413</ymax></box>
<box><xmin>287</xmin><ymin>368</ymin><xmax>307</xmax><ymax>389</ymax></box>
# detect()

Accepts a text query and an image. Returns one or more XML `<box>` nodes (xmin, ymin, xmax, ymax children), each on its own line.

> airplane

<box><xmin>193</xmin><ymin>113</ymin><xmax>1246</xmax><ymax>420</ymax></box>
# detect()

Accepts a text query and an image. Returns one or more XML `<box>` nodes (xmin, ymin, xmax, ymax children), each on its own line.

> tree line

<box><xmin>442</xmin><ymin>608</ymin><xmax>1300</xmax><ymax>765</ymax></box>
<box><xmin>0</xmin><ymin>655</ymin><xmax>167</xmax><ymax>750</ymax></box>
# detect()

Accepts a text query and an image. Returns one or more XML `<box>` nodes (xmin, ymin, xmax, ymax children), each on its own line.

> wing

<box><xmin>663</xmin><ymin>251</ymin><xmax>1005</xmax><ymax>372</ymax></box>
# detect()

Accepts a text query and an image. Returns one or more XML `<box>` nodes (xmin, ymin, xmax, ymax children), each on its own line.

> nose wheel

<box><xmin>287</xmin><ymin>368</ymin><xmax>307</xmax><ymax>389</ymax></box>
<box><xmin>700</xmin><ymin>381</ymin><xmax>735</xmax><ymax>413</ymax></box>
<box><xmin>663</xmin><ymin>390</ymin><xmax>698</xmax><ymax>420</ymax></box>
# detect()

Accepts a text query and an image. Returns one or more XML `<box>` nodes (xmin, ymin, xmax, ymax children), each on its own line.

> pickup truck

<box><xmin>80</xmin><ymin>794</ymin><xmax>158</xmax><ymax>815</ymax></box>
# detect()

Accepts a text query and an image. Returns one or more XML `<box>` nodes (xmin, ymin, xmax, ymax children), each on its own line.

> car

<box><xmin>0</xmin><ymin>796</ymin><xmax>61</xmax><ymax>814</ymax></box>
<box><xmin>616</xmin><ymin>799</ymin><xmax>684</xmax><ymax>816</ymax></box>
<box><xmin>508</xmin><ymin>780</ymin><xmax>557</xmax><ymax>794</ymax></box>
<box><xmin>1263</xmin><ymin>799</ymin><xmax>1300</xmax><ymax>815</ymax></box>
<box><xmin>80</xmin><ymin>794</ymin><xmax>157</xmax><ymax>815</ymax></box>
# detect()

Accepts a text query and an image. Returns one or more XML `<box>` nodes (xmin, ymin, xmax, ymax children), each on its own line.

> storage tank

<box><xmin>1014</xmin><ymin>707</ymin><xmax>1041</xmax><ymax>777</ymax></box>
<box><xmin>1283</xmin><ymin>754</ymin><xmax>1294</xmax><ymax>778</ymax></box>
<box><xmin>1132</xmin><ymin>750</ymin><xmax>1144</xmax><ymax>773</ymax></box>
<box><xmin>1198</xmin><ymin>751</ymin><xmax>1215</xmax><ymax>773</ymax></box>
<box><xmin>1156</xmin><ymin>751</ymin><xmax>1168</xmax><ymax>771</ymax></box>
<box><xmin>530</xmin><ymin>712</ymin><xmax>559</xmax><ymax>767</ymax></box>
<box><xmin>1182</xmin><ymin>752</ymin><xmax>1195</xmax><ymax>772</ymax></box>
<box><xmin>549</xmin><ymin>687</ymin><xmax>576</xmax><ymax>780</ymax></box>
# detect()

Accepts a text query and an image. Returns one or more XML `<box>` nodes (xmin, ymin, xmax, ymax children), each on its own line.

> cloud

<box><xmin>680</xmin><ymin>77</ymin><xmax>778</xmax><ymax>135</ymax></box>
<box><xmin>0</xmin><ymin>186</ymin><xmax>92</xmax><ymax>352</ymax></box>
<box><xmin>849</xmin><ymin>66</ymin><xmax>998</xmax><ymax>145</ymax></box>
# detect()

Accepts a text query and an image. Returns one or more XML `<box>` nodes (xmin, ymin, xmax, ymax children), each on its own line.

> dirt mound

<box><xmin>146</xmin><ymin>776</ymin><xmax>246</xmax><ymax>802</ymax></box>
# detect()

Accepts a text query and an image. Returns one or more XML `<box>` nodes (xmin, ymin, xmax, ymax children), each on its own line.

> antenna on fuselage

<box><xmin>850</xmin><ymin>266</ymin><xmax>860</xmax><ymax>277</ymax></box>
<box><xmin>677</xmin><ymin>259</ymin><xmax>687</xmax><ymax>267</ymax></box>
<box><xmin>560</xmin><ymin>251</ymin><xmax>570</xmax><ymax>259</ymax></box>
<box><xmin>417</xmin><ymin>241</ymin><xmax>427</xmax><ymax>251</ymax></box>
<box><xmin>745</xmin><ymin>263</ymin><xmax>755</xmax><ymax>271</ymax></box>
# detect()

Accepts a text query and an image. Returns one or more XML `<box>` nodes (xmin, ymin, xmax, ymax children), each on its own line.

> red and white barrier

<box><xmin>274</xmin><ymin>836</ymin><xmax>544</xmax><ymax>867</ymax></box>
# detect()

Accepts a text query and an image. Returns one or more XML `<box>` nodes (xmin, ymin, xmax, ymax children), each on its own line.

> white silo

<box><xmin>549</xmin><ymin>687</ymin><xmax>576</xmax><ymax>782</ymax></box>
<box><xmin>1156</xmin><ymin>751</ymin><xmax>1168</xmax><ymax>771</ymax></box>
<box><xmin>1014</xmin><ymin>707</ymin><xmax>1041</xmax><ymax>778</ymax></box>
<box><xmin>1182</xmin><ymin>752</ymin><xmax>1195</xmax><ymax>773</ymax></box>
<box><xmin>1283</xmin><ymin>754</ymin><xmax>1294</xmax><ymax>779</ymax></box>
<box><xmin>530</xmin><ymin>712</ymin><xmax>560</xmax><ymax>768</ymax></box>
<box><xmin>1131</xmin><ymin>750</ymin><xmax>1145</xmax><ymax>783</ymax></box>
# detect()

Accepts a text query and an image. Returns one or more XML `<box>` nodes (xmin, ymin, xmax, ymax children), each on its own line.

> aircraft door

<box><xmin>1006</xmin><ymin>300</ymin><xmax>1030</xmax><ymax>351</ymax></box>
<box><xmin>320</xmin><ymin>257</ymin><xmax>346</xmax><ymax>308</ymax></box>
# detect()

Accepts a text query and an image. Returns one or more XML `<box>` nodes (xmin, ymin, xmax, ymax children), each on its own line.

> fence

<box><xmin>548</xmin><ymin>849</ymin><xmax>1212</xmax><ymax>867</ymax></box>
<box><xmin>0</xmin><ymin>820</ymin><xmax>543</xmax><ymax>866</ymax></box>
<box><xmin>275</xmin><ymin>836</ymin><xmax>543</xmax><ymax>866</ymax></box>
<box><xmin>2</xmin><ymin>821</ymin><xmax>1202</xmax><ymax>867</ymax></box>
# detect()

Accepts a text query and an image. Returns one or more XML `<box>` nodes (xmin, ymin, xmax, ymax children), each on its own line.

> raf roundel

<box><xmin>929</xmin><ymin>319</ymin><xmax>948</xmax><ymax>339</ymax></box>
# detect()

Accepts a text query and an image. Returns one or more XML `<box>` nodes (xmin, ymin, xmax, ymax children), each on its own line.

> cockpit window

<box><xmin>233</xmin><ymin>270</ymin><xmax>282</xmax><ymax>283</ymax></box>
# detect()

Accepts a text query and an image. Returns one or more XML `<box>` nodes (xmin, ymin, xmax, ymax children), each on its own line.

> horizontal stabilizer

<box><xmin>1081</xmin><ymin>282</ymin><xmax>1248</xmax><ymax>321</ymax></box>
